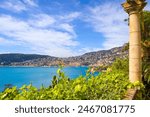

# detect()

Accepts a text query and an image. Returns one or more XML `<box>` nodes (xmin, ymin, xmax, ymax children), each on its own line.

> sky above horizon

<box><xmin>0</xmin><ymin>0</ymin><xmax>150</xmax><ymax>57</ymax></box>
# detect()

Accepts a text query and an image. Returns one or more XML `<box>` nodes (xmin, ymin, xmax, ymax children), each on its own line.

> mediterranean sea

<box><xmin>0</xmin><ymin>66</ymin><xmax>88</xmax><ymax>92</ymax></box>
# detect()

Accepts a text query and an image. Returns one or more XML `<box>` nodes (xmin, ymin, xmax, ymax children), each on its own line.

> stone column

<box><xmin>122</xmin><ymin>0</ymin><xmax>147</xmax><ymax>83</ymax></box>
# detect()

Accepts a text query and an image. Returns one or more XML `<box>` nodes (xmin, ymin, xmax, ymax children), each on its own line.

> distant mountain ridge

<box><xmin>0</xmin><ymin>46</ymin><xmax>128</xmax><ymax>66</ymax></box>
<box><xmin>0</xmin><ymin>53</ymin><xmax>52</xmax><ymax>65</ymax></box>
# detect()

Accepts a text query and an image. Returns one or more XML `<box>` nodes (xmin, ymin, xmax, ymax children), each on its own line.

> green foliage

<box><xmin>122</xmin><ymin>43</ymin><xmax>129</xmax><ymax>52</ymax></box>
<box><xmin>140</xmin><ymin>10</ymin><xmax>150</xmax><ymax>100</ymax></box>
<box><xmin>0</xmin><ymin>58</ymin><xmax>133</xmax><ymax>100</ymax></box>
<box><xmin>142</xmin><ymin>62</ymin><xmax>150</xmax><ymax>83</ymax></box>
<box><xmin>142</xmin><ymin>61</ymin><xmax>150</xmax><ymax>99</ymax></box>
<box><xmin>141</xmin><ymin>11</ymin><xmax>150</xmax><ymax>41</ymax></box>
<box><xmin>110</xmin><ymin>58</ymin><xmax>129</xmax><ymax>74</ymax></box>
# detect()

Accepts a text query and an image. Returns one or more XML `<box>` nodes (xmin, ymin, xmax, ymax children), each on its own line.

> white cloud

<box><xmin>22</xmin><ymin>0</ymin><xmax>38</xmax><ymax>7</ymax></box>
<box><xmin>28</xmin><ymin>13</ymin><xmax>78</xmax><ymax>36</ymax></box>
<box><xmin>0</xmin><ymin>1</ymin><xmax>27</xmax><ymax>12</ymax></box>
<box><xmin>0</xmin><ymin>37</ymin><xmax>19</xmax><ymax>45</ymax></box>
<box><xmin>59</xmin><ymin>23</ymin><xmax>75</xmax><ymax>35</ymax></box>
<box><xmin>60</xmin><ymin>12</ymin><xmax>81</xmax><ymax>22</ymax></box>
<box><xmin>0</xmin><ymin>0</ymin><xmax>38</xmax><ymax>12</ymax></box>
<box><xmin>28</xmin><ymin>14</ymin><xmax>56</xmax><ymax>28</ymax></box>
<box><xmin>86</xmin><ymin>2</ymin><xmax>129</xmax><ymax>49</ymax></box>
<box><xmin>79</xmin><ymin>47</ymin><xmax>103</xmax><ymax>54</ymax></box>
<box><xmin>0</xmin><ymin>13</ymin><xmax>79</xmax><ymax>57</ymax></box>
<box><xmin>0</xmin><ymin>15</ymin><xmax>29</xmax><ymax>31</ymax></box>
<box><xmin>0</xmin><ymin>37</ymin><xmax>6</xmax><ymax>43</ymax></box>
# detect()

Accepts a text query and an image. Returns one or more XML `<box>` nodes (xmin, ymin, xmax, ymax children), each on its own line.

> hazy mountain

<box><xmin>0</xmin><ymin>54</ymin><xmax>54</xmax><ymax>65</ymax></box>
<box><xmin>0</xmin><ymin>46</ymin><xmax>128</xmax><ymax>66</ymax></box>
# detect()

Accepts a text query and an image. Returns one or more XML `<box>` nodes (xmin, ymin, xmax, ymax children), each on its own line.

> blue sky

<box><xmin>0</xmin><ymin>0</ymin><xmax>150</xmax><ymax>57</ymax></box>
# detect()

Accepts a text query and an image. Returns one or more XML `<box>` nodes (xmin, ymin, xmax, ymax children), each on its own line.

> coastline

<box><xmin>0</xmin><ymin>65</ymin><xmax>89</xmax><ymax>68</ymax></box>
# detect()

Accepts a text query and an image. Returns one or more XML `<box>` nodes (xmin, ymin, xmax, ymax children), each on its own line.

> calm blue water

<box><xmin>0</xmin><ymin>66</ymin><xmax>88</xmax><ymax>92</ymax></box>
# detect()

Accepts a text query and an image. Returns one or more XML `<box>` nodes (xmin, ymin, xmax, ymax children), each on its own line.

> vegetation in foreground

<box><xmin>141</xmin><ymin>10</ymin><xmax>150</xmax><ymax>100</ymax></box>
<box><xmin>0</xmin><ymin>58</ymin><xmax>144</xmax><ymax>100</ymax></box>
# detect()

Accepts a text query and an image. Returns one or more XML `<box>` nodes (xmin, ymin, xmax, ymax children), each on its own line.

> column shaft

<box><xmin>129</xmin><ymin>12</ymin><xmax>141</xmax><ymax>82</ymax></box>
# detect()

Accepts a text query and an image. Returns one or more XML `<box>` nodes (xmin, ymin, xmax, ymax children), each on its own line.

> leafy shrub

<box><xmin>142</xmin><ymin>61</ymin><xmax>150</xmax><ymax>99</ymax></box>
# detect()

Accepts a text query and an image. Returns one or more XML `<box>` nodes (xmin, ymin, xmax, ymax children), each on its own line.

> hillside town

<box><xmin>0</xmin><ymin>45</ymin><xmax>128</xmax><ymax>67</ymax></box>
